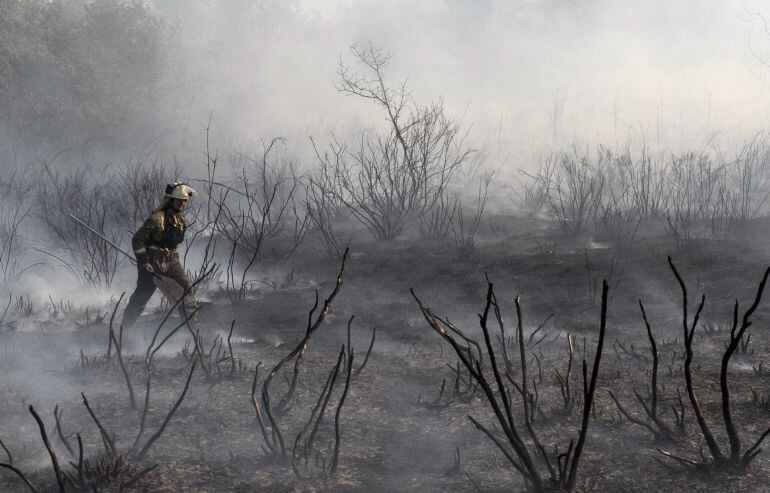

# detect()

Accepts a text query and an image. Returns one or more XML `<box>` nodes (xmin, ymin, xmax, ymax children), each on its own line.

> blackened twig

<box><xmin>0</xmin><ymin>463</ymin><xmax>38</xmax><ymax>493</ymax></box>
<box><xmin>566</xmin><ymin>280</ymin><xmax>608</xmax><ymax>490</ymax></box>
<box><xmin>81</xmin><ymin>393</ymin><xmax>117</xmax><ymax>457</ymax></box>
<box><xmin>227</xmin><ymin>319</ymin><xmax>236</xmax><ymax>375</ymax></box>
<box><xmin>135</xmin><ymin>359</ymin><xmax>197</xmax><ymax>460</ymax></box>
<box><xmin>330</xmin><ymin>344</ymin><xmax>354</xmax><ymax>475</ymax></box>
<box><xmin>0</xmin><ymin>436</ymin><xmax>12</xmax><ymax>465</ymax></box>
<box><xmin>53</xmin><ymin>405</ymin><xmax>76</xmax><ymax>458</ymax></box>
<box><xmin>29</xmin><ymin>405</ymin><xmax>65</xmax><ymax>492</ymax></box>
<box><xmin>106</xmin><ymin>292</ymin><xmax>126</xmax><ymax>359</ymax></box>
<box><xmin>354</xmin><ymin>327</ymin><xmax>376</xmax><ymax>378</ymax></box>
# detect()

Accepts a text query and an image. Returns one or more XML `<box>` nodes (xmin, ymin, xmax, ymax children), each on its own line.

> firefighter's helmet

<box><xmin>165</xmin><ymin>182</ymin><xmax>197</xmax><ymax>201</ymax></box>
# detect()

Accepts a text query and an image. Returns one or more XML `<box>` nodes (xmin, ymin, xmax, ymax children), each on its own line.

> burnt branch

<box><xmin>0</xmin><ymin>463</ymin><xmax>37</xmax><ymax>493</ymax></box>
<box><xmin>53</xmin><ymin>405</ymin><xmax>76</xmax><ymax>459</ymax></box>
<box><xmin>668</xmin><ymin>256</ymin><xmax>718</xmax><ymax>460</ymax></box>
<box><xmin>292</xmin><ymin>346</ymin><xmax>345</xmax><ymax>479</ymax></box>
<box><xmin>274</xmin><ymin>249</ymin><xmax>349</xmax><ymax>415</ymax></box>
<box><xmin>110</xmin><ymin>327</ymin><xmax>136</xmax><ymax>410</ymax></box>
<box><xmin>81</xmin><ymin>393</ymin><xmax>117</xmax><ymax>457</ymax></box>
<box><xmin>412</xmin><ymin>278</ymin><xmax>609</xmax><ymax>492</ymax></box>
<box><xmin>0</xmin><ymin>436</ymin><xmax>12</xmax><ymax>465</ymax></box>
<box><xmin>555</xmin><ymin>335</ymin><xmax>575</xmax><ymax>415</ymax></box>
<box><xmin>146</xmin><ymin>307</ymin><xmax>201</xmax><ymax>368</ymax></box>
<box><xmin>354</xmin><ymin>326</ymin><xmax>376</xmax><ymax>378</ymax></box>
<box><xmin>513</xmin><ymin>295</ymin><xmax>555</xmax><ymax>480</ymax></box>
<box><xmin>330</xmin><ymin>343</ymin><xmax>354</xmax><ymax>475</ymax></box>
<box><xmin>256</xmin><ymin>249</ymin><xmax>349</xmax><ymax>456</ymax></box>
<box><xmin>721</xmin><ymin>267</ymin><xmax>770</xmax><ymax>464</ymax></box>
<box><xmin>250</xmin><ymin>362</ymin><xmax>276</xmax><ymax>455</ymax></box>
<box><xmin>130</xmin><ymin>370</ymin><xmax>153</xmax><ymax>452</ymax></box>
<box><xmin>565</xmin><ymin>281</ymin><xmax>608</xmax><ymax>490</ymax></box>
<box><xmin>227</xmin><ymin>319</ymin><xmax>237</xmax><ymax>375</ymax></box>
<box><xmin>607</xmin><ymin>390</ymin><xmax>660</xmax><ymax>437</ymax></box>
<box><xmin>609</xmin><ymin>300</ymin><xmax>680</xmax><ymax>440</ymax></box>
<box><xmin>660</xmin><ymin>258</ymin><xmax>770</xmax><ymax>472</ymax></box>
<box><xmin>29</xmin><ymin>405</ymin><xmax>65</xmax><ymax>493</ymax></box>
<box><xmin>135</xmin><ymin>359</ymin><xmax>197</xmax><ymax>460</ymax></box>
<box><xmin>291</xmin><ymin>325</ymin><xmax>357</xmax><ymax>478</ymax></box>
<box><xmin>105</xmin><ymin>292</ymin><xmax>125</xmax><ymax>360</ymax></box>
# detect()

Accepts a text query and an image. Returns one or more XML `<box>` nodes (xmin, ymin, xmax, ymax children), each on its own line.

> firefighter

<box><xmin>121</xmin><ymin>182</ymin><xmax>198</xmax><ymax>329</ymax></box>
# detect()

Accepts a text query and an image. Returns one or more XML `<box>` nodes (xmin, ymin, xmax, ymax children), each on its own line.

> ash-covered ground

<box><xmin>4</xmin><ymin>214</ymin><xmax>770</xmax><ymax>492</ymax></box>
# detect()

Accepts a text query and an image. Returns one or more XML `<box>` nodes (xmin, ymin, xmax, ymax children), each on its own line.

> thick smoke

<box><xmin>4</xmin><ymin>1</ymin><xmax>770</xmax><ymax>165</ymax></box>
<box><xmin>156</xmin><ymin>0</ymin><xmax>770</xmax><ymax>158</ymax></box>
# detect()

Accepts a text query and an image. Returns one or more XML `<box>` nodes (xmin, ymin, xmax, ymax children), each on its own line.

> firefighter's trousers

<box><xmin>121</xmin><ymin>253</ymin><xmax>197</xmax><ymax>329</ymax></box>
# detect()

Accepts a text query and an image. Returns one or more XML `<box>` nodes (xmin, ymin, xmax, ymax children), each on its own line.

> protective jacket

<box><xmin>131</xmin><ymin>198</ymin><xmax>186</xmax><ymax>263</ymax></box>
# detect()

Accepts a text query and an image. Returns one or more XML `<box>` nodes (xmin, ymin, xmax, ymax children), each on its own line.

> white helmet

<box><xmin>165</xmin><ymin>182</ymin><xmax>197</xmax><ymax>200</ymax></box>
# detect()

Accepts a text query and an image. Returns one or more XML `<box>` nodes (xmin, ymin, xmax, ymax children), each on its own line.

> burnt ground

<box><xmin>5</xmin><ymin>214</ymin><xmax>770</xmax><ymax>492</ymax></box>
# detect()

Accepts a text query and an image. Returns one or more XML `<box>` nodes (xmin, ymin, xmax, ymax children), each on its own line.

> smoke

<box><xmin>4</xmin><ymin>0</ymin><xmax>768</xmax><ymax>169</ymax></box>
<box><xmin>142</xmin><ymin>0</ymin><xmax>770</xmax><ymax>165</ymax></box>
